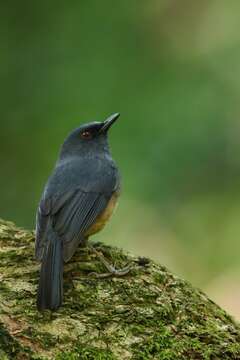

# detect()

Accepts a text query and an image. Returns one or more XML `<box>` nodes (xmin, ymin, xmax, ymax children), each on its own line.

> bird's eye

<box><xmin>81</xmin><ymin>131</ymin><xmax>92</xmax><ymax>140</ymax></box>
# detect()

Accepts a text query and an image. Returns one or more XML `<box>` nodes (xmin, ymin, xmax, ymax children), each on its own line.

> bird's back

<box><xmin>45</xmin><ymin>155</ymin><xmax>120</xmax><ymax>197</ymax></box>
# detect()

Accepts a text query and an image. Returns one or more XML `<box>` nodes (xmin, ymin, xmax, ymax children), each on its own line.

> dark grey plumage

<box><xmin>35</xmin><ymin>114</ymin><xmax>120</xmax><ymax>310</ymax></box>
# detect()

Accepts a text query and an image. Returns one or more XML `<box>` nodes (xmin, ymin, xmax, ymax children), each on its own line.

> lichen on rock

<box><xmin>0</xmin><ymin>218</ymin><xmax>240</xmax><ymax>359</ymax></box>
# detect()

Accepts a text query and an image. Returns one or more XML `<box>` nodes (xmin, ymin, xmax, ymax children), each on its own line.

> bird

<box><xmin>35</xmin><ymin>113</ymin><xmax>124</xmax><ymax>311</ymax></box>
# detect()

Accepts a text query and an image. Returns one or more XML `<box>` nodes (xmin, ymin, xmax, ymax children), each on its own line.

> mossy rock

<box><xmin>0</xmin><ymin>218</ymin><xmax>240</xmax><ymax>359</ymax></box>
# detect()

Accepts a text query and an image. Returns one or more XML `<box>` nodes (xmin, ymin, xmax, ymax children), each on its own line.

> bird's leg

<box><xmin>78</xmin><ymin>237</ymin><xmax>88</xmax><ymax>248</ymax></box>
<box><xmin>88</xmin><ymin>244</ymin><xmax>132</xmax><ymax>278</ymax></box>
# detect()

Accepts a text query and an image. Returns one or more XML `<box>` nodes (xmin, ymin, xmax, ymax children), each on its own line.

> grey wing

<box><xmin>35</xmin><ymin>191</ymin><xmax>75</xmax><ymax>260</ymax></box>
<box><xmin>54</xmin><ymin>190</ymin><xmax>110</xmax><ymax>261</ymax></box>
<box><xmin>36</xmin><ymin>189</ymin><xmax>111</xmax><ymax>263</ymax></box>
<box><xmin>35</xmin><ymin>200</ymin><xmax>49</xmax><ymax>260</ymax></box>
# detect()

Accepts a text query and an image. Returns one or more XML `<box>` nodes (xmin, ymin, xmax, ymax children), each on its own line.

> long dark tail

<box><xmin>37</xmin><ymin>230</ymin><xmax>63</xmax><ymax>311</ymax></box>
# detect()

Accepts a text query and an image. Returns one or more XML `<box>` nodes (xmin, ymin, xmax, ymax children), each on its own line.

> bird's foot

<box><xmin>88</xmin><ymin>245</ymin><xmax>132</xmax><ymax>278</ymax></box>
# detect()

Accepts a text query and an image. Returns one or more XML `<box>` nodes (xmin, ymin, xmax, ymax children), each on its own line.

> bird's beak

<box><xmin>99</xmin><ymin>113</ymin><xmax>120</xmax><ymax>134</ymax></box>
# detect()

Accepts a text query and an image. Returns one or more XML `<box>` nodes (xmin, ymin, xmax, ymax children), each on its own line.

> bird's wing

<box><xmin>35</xmin><ymin>190</ymin><xmax>75</xmax><ymax>260</ymax></box>
<box><xmin>35</xmin><ymin>188</ymin><xmax>111</xmax><ymax>262</ymax></box>
<box><xmin>55</xmin><ymin>189</ymin><xmax>110</xmax><ymax>261</ymax></box>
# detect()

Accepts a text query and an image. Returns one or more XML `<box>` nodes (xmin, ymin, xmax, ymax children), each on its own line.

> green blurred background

<box><xmin>1</xmin><ymin>1</ymin><xmax>240</xmax><ymax>319</ymax></box>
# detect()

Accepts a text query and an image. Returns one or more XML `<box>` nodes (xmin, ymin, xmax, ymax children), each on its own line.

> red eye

<box><xmin>81</xmin><ymin>131</ymin><xmax>92</xmax><ymax>139</ymax></box>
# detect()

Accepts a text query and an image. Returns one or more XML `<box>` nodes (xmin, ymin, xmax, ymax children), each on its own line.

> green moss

<box><xmin>55</xmin><ymin>343</ymin><xmax>116</xmax><ymax>360</ymax></box>
<box><xmin>131</xmin><ymin>327</ymin><xmax>176</xmax><ymax>360</ymax></box>
<box><xmin>1</xmin><ymin>218</ymin><xmax>240</xmax><ymax>359</ymax></box>
<box><xmin>0</xmin><ymin>322</ymin><xmax>38</xmax><ymax>360</ymax></box>
<box><xmin>0</xmin><ymin>322</ymin><xmax>21</xmax><ymax>358</ymax></box>
<box><xmin>131</xmin><ymin>324</ymin><xmax>240</xmax><ymax>360</ymax></box>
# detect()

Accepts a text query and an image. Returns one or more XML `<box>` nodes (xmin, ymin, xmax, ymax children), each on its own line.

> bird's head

<box><xmin>59</xmin><ymin>113</ymin><xmax>120</xmax><ymax>159</ymax></box>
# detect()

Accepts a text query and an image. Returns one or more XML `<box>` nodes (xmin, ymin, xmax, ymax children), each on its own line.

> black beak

<box><xmin>99</xmin><ymin>113</ymin><xmax>120</xmax><ymax>134</ymax></box>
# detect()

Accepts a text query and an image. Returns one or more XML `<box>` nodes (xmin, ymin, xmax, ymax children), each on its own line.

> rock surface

<box><xmin>0</xmin><ymin>218</ymin><xmax>240</xmax><ymax>359</ymax></box>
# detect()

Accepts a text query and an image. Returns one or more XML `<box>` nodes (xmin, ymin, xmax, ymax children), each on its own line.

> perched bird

<box><xmin>35</xmin><ymin>113</ymin><xmax>122</xmax><ymax>311</ymax></box>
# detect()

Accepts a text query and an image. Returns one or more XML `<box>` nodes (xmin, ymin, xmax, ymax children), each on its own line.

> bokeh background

<box><xmin>1</xmin><ymin>1</ymin><xmax>240</xmax><ymax>319</ymax></box>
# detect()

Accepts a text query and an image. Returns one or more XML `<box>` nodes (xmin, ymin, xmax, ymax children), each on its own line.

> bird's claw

<box><xmin>89</xmin><ymin>265</ymin><xmax>132</xmax><ymax>279</ymax></box>
<box><xmin>88</xmin><ymin>245</ymin><xmax>132</xmax><ymax>278</ymax></box>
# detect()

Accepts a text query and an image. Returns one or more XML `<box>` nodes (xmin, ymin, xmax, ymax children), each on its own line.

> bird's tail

<box><xmin>37</xmin><ymin>229</ymin><xmax>63</xmax><ymax>311</ymax></box>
